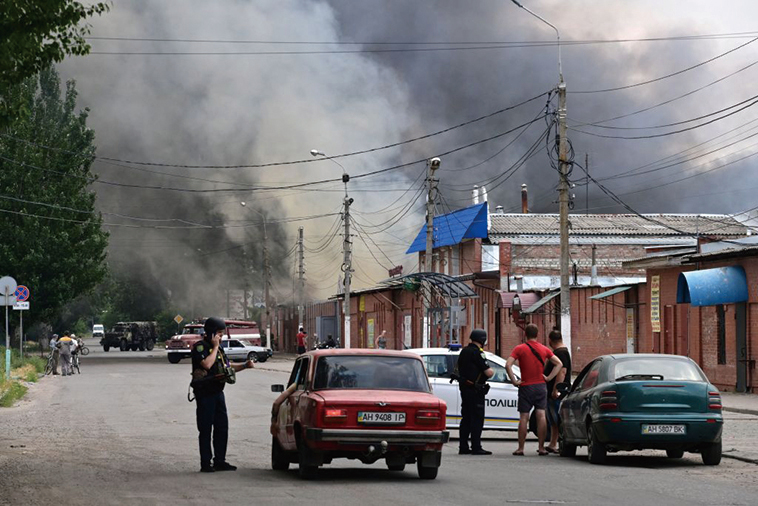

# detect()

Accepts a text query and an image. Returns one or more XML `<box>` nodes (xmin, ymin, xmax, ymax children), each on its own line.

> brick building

<box><xmin>624</xmin><ymin>239</ymin><xmax>758</xmax><ymax>393</ymax></box>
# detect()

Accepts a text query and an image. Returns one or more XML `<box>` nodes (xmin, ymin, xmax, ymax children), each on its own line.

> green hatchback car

<box><xmin>558</xmin><ymin>354</ymin><xmax>723</xmax><ymax>465</ymax></box>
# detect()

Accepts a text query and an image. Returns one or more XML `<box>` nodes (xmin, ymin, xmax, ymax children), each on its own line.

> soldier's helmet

<box><xmin>204</xmin><ymin>317</ymin><xmax>226</xmax><ymax>337</ymax></box>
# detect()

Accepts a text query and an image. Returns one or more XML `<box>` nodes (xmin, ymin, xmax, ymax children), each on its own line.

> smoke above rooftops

<box><xmin>57</xmin><ymin>0</ymin><xmax>758</xmax><ymax>306</ymax></box>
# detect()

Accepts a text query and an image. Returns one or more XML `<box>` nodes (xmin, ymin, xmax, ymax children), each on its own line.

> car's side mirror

<box><xmin>271</xmin><ymin>384</ymin><xmax>284</xmax><ymax>393</ymax></box>
<box><xmin>556</xmin><ymin>382</ymin><xmax>570</xmax><ymax>395</ymax></box>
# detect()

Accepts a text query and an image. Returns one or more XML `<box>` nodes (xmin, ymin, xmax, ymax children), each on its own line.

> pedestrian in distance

<box><xmin>57</xmin><ymin>331</ymin><xmax>75</xmax><ymax>377</ymax></box>
<box><xmin>325</xmin><ymin>334</ymin><xmax>336</xmax><ymax>348</ymax></box>
<box><xmin>545</xmin><ymin>328</ymin><xmax>571</xmax><ymax>454</ymax></box>
<box><xmin>374</xmin><ymin>330</ymin><xmax>388</xmax><ymax>349</ymax></box>
<box><xmin>506</xmin><ymin>324</ymin><xmax>564</xmax><ymax>456</ymax></box>
<box><xmin>296</xmin><ymin>327</ymin><xmax>307</xmax><ymax>355</ymax></box>
<box><xmin>456</xmin><ymin>329</ymin><xmax>494</xmax><ymax>455</ymax></box>
<box><xmin>49</xmin><ymin>333</ymin><xmax>60</xmax><ymax>375</ymax></box>
<box><xmin>191</xmin><ymin>317</ymin><xmax>255</xmax><ymax>473</ymax></box>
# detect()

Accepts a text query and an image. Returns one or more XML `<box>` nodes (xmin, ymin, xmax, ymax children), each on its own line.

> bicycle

<box><xmin>71</xmin><ymin>352</ymin><xmax>81</xmax><ymax>374</ymax></box>
<box><xmin>80</xmin><ymin>346</ymin><xmax>90</xmax><ymax>356</ymax></box>
<box><xmin>44</xmin><ymin>351</ymin><xmax>56</xmax><ymax>376</ymax></box>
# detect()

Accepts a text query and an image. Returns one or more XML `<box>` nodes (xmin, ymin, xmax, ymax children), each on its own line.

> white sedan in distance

<box><xmin>409</xmin><ymin>344</ymin><xmax>520</xmax><ymax>431</ymax></box>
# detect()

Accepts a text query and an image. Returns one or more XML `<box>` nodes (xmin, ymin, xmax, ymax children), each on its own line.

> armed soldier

<box><xmin>191</xmin><ymin>317</ymin><xmax>255</xmax><ymax>473</ymax></box>
<box><xmin>456</xmin><ymin>329</ymin><xmax>494</xmax><ymax>455</ymax></box>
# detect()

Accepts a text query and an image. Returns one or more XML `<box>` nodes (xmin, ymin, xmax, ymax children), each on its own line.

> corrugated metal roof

<box><xmin>523</xmin><ymin>291</ymin><xmax>560</xmax><ymax>314</ymax></box>
<box><xmin>497</xmin><ymin>291</ymin><xmax>540</xmax><ymax>309</ymax></box>
<box><xmin>589</xmin><ymin>286</ymin><xmax>632</xmax><ymax>300</ymax></box>
<box><xmin>407</xmin><ymin>202</ymin><xmax>488</xmax><ymax>254</ymax></box>
<box><xmin>489</xmin><ymin>214</ymin><xmax>747</xmax><ymax>238</ymax></box>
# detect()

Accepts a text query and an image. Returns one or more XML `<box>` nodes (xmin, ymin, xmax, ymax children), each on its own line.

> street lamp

<box><xmin>511</xmin><ymin>0</ymin><xmax>572</xmax><ymax>353</ymax></box>
<box><xmin>240</xmin><ymin>201</ymin><xmax>271</xmax><ymax>350</ymax></box>
<box><xmin>311</xmin><ymin>149</ymin><xmax>353</xmax><ymax>349</ymax></box>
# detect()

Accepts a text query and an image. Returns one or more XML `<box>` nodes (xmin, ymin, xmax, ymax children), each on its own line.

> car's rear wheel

<box><xmin>586</xmin><ymin>423</ymin><xmax>607</xmax><ymax>465</ymax></box>
<box><xmin>417</xmin><ymin>460</ymin><xmax>438</xmax><ymax>480</ymax></box>
<box><xmin>701</xmin><ymin>442</ymin><xmax>722</xmax><ymax>466</ymax></box>
<box><xmin>131</xmin><ymin>344</ymin><xmax>139</xmax><ymax>351</ymax></box>
<box><xmin>167</xmin><ymin>354</ymin><xmax>181</xmax><ymax>364</ymax></box>
<box><xmin>297</xmin><ymin>438</ymin><xmax>318</xmax><ymax>479</ymax></box>
<box><xmin>271</xmin><ymin>437</ymin><xmax>290</xmax><ymax>471</ymax></box>
<box><xmin>559</xmin><ymin>424</ymin><xmax>576</xmax><ymax>458</ymax></box>
<box><xmin>666</xmin><ymin>449</ymin><xmax>684</xmax><ymax>459</ymax></box>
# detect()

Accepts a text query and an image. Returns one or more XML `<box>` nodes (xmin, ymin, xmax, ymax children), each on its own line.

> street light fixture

<box><xmin>310</xmin><ymin>149</ymin><xmax>353</xmax><ymax>348</ymax></box>
<box><xmin>510</xmin><ymin>0</ymin><xmax>562</xmax><ymax>81</ymax></box>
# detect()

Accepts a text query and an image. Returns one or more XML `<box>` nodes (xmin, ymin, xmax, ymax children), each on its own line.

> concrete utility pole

<box><xmin>423</xmin><ymin>158</ymin><xmax>441</xmax><ymax>348</ymax></box>
<box><xmin>262</xmin><ymin>213</ymin><xmax>271</xmax><ymax>350</ymax></box>
<box><xmin>342</xmin><ymin>185</ymin><xmax>353</xmax><ymax>348</ymax></box>
<box><xmin>297</xmin><ymin>226</ymin><xmax>305</xmax><ymax>329</ymax></box>
<box><xmin>512</xmin><ymin>0</ymin><xmax>571</xmax><ymax>353</ymax></box>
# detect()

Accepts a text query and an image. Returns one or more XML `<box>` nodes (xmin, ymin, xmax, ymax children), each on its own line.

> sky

<box><xmin>56</xmin><ymin>0</ymin><xmax>758</xmax><ymax>305</ymax></box>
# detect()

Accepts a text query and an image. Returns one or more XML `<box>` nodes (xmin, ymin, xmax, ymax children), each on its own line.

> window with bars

<box><xmin>717</xmin><ymin>305</ymin><xmax>726</xmax><ymax>365</ymax></box>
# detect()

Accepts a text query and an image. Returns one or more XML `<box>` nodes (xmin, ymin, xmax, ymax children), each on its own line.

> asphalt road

<box><xmin>1</xmin><ymin>341</ymin><xmax>758</xmax><ymax>506</ymax></box>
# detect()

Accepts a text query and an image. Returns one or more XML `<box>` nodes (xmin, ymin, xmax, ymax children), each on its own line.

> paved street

<box><xmin>2</xmin><ymin>341</ymin><xmax>758</xmax><ymax>506</ymax></box>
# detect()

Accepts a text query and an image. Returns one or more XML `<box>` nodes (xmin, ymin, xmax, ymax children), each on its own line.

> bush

<box><xmin>24</xmin><ymin>369</ymin><xmax>38</xmax><ymax>383</ymax></box>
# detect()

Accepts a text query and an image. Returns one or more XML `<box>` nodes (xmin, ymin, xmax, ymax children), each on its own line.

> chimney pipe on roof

<box><xmin>521</xmin><ymin>184</ymin><xmax>528</xmax><ymax>214</ymax></box>
<box><xmin>480</xmin><ymin>185</ymin><xmax>488</xmax><ymax>202</ymax></box>
<box><xmin>473</xmin><ymin>185</ymin><xmax>479</xmax><ymax>205</ymax></box>
<box><xmin>495</xmin><ymin>205</ymin><xmax>504</xmax><ymax>214</ymax></box>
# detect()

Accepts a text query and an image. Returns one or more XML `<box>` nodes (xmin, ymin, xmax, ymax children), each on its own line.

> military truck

<box><xmin>101</xmin><ymin>321</ymin><xmax>158</xmax><ymax>352</ymax></box>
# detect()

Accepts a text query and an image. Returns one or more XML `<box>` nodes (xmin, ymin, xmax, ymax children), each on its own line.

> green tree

<box><xmin>1</xmin><ymin>0</ymin><xmax>109</xmax><ymax>125</ymax></box>
<box><xmin>0</xmin><ymin>66</ymin><xmax>108</xmax><ymax>328</ymax></box>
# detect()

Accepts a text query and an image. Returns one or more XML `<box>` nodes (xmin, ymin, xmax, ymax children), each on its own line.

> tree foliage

<box><xmin>0</xmin><ymin>0</ymin><xmax>109</xmax><ymax>125</ymax></box>
<box><xmin>0</xmin><ymin>66</ymin><xmax>108</xmax><ymax>327</ymax></box>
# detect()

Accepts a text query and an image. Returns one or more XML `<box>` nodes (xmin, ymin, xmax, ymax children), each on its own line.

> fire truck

<box><xmin>165</xmin><ymin>319</ymin><xmax>263</xmax><ymax>364</ymax></box>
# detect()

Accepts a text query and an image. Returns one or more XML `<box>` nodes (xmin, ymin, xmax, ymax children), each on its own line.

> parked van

<box><xmin>93</xmin><ymin>324</ymin><xmax>105</xmax><ymax>338</ymax></box>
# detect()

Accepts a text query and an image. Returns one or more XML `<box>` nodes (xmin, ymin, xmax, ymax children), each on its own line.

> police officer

<box><xmin>191</xmin><ymin>317</ymin><xmax>255</xmax><ymax>473</ymax></box>
<box><xmin>456</xmin><ymin>329</ymin><xmax>494</xmax><ymax>455</ymax></box>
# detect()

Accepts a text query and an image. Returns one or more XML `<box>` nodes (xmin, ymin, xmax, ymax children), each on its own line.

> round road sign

<box><xmin>15</xmin><ymin>285</ymin><xmax>29</xmax><ymax>302</ymax></box>
<box><xmin>0</xmin><ymin>276</ymin><xmax>17</xmax><ymax>306</ymax></box>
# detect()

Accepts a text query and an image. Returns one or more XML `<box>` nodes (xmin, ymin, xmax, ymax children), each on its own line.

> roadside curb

<box><xmin>723</xmin><ymin>407</ymin><xmax>758</xmax><ymax>417</ymax></box>
<box><xmin>723</xmin><ymin>452</ymin><xmax>758</xmax><ymax>465</ymax></box>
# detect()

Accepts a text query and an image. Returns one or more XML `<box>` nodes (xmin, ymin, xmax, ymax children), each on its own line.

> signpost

<box><xmin>13</xmin><ymin>288</ymin><xmax>30</xmax><ymax>361</ymax></box>
<box><xmin>1</xmin><ymin>276</ymin><xmax>18</xmax><ymax>379</ymax></box>
<box><xmin>174</xmin><ymin>314</ymin><xmax>184</xmax><ymax>333</ymax></box>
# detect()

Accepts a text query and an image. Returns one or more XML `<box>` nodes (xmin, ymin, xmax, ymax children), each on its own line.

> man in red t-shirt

<box><xmin>296</xmin><ymin>327</ymin><xmax>307</xmax><ymax>355</ymax></box>
<box><xmin>506</xmin><ymin>324</ymin><xmax>563</xmax><ymax>456</ymax></box>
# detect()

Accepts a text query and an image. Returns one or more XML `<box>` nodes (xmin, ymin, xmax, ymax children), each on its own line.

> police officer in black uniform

<box><xmin>191</xmin><ymin>317</ymin><xmax>255</xmax><ymax>472</ymax></box>
<box><xmin>456</xmin><ymin>329</ymin><xmax>494</xmax><ymax>455</ymax></box>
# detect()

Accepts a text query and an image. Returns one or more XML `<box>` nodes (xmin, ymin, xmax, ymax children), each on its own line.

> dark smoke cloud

<box><xmin>58</xmin><ymin>0</ymin><xmax>758</xmax><ymax>305</ymax></box>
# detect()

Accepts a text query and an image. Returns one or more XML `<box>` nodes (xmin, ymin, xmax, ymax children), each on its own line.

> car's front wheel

<box><xmin>586</xmin><ymin>423</ymin><xmax>607</xmax><ymax>465</ymax></box>
<box><xmin>559</xmin><ymin>424</ymin><xmax>576</xmax><ymax>458</ymax></box>
<box><xmin>701</xmin><ymin>441</ymin><xmax>722</xmax><ymax>466</ymax></box>
<box><xmin>167</xmin><ymin>354</ymin><xmax>181</xmax><ymax>364</ymax></box>
<box><xmin>271</xmin><ymin>437</ymin><xmax>290</xmax><ymax>471</ymax></box>
<box><xmin>146</xmin><ymin>339</ymin><xmax>155</xmax><ymax>351</ymax></box>
<box><xmin>103</xmin><ymin>344</ymin><xmax>109</xmax><ymax>352</ymax></box>
<box><xmin>247</xmin><ymin>352</ymin><xmax>258</xmax><ymax>363</ymax></box>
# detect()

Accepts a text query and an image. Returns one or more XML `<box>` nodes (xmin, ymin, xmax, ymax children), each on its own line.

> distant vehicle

<box><xmin>558</xmin><ymin>354</ymin><xmax>723</xmax><ymax>465</ymax></box>
<box><xmin>92</xmin><ymin>324</ymin><xmax>105</xmax><ymax>338</ymax></box>
<box><xmin>101</xmin><ymin>322</ymin><xmax>158</xmax><ymax>352</ymax></box>
<box><xmin>165</xmin><ymin>319</ymin><xmax>261</xmax><ymax>364</ymax></box>
<box><xmin>270</xmin><ymin>349</ymin><xmax>449</xmax><ymax>480</ymax></box>
<box><xmin>408</xmin><ymin>345</ymin><xmax>521</xmax><ymax>431</ymax></box>
<box><xmin>221</xmin><ymin>338</ymin><xmax>272</xmax><ymax>363</ymax></box>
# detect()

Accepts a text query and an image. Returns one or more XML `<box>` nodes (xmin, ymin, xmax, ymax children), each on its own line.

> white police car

<box><xmin>408</xmin><ymin>344</ymin><xmax>520</xmax><ymax>431</ymax></box>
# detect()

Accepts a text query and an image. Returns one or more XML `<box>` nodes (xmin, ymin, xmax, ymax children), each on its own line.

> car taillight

<box><xmin>708</xmin><ymin>391</ymin><xmax>722</xmax><ymax>411</ymax></box>
<box><xmin>416</xmin><ymin>410</ymin><xmax>442</xmax><ymax>424</ymax></box>
<box><xmin>323</xmin><ymin>408</ymin><xmax>347</xmax><ymax>422</ymax></box>
<box><xmin>599</xmin><ymin>391</ymin><xmax>618</xmax><ymax>411</ymax></box>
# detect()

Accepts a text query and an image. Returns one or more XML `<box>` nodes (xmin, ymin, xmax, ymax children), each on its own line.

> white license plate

<box><xmin>357</xmin><ymin>411</ymin><xmax>406</xmax><ymax>424</ymax></box>
<box><xmin>641</xmin><ymin>424</ymin><xmax>686</xmax><ymax>434</ymax></box>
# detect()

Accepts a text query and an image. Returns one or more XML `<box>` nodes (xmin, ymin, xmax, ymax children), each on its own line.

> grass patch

<box><xmin>0</xmin><ymin>379</ymin><xmax>28</xmax><ymax>407</ymax></box>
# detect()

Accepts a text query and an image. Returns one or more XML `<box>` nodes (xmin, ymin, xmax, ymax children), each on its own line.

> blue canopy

<box><xmin>406</xmin><ymin>202</ymin><xmax>488</xmax><ymax>254</ymax></box>
<box><xmin>676</xmin><ymin>266</ymin><xmax>748</xmax><ymax>307</ymax></box>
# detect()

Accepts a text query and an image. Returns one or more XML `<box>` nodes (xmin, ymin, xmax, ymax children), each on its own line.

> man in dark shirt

<box><xmin>191</xmin><ymin>317</ymin><xmax>256</xmax><ymax>473</ymax></box>
<box><xmin>456</xmin><ymin>329</ymin><xmax>494</xmax><ymax>455</ymax></box>
<box><xmin>544</xmin><ymin>329</ymin><xmax>571</xmax><ymax>453</ymax></box>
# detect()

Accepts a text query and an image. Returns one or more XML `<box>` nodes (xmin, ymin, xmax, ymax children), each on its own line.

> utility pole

<box><xmin>423</xmin><ymin>158</ymin><xmax>441</xmax><ymax>348</ymax></box>
<box><xmin>263</xmin><ymin>214</ymin><xmax>271</xmax><ymax>350</ymax></box>
<box><xmin>558</xmin><ymin>79</ymin><xmax>572</xmax><ymax>353</ymax></box>
<box><xmin>342</xmin><ymin>180</ymin><xmax>353</xmax><ymax>348</ymax></box>
<box><xmin>297</xmin><ymin>226</ymin><xmax>305</xmax><ymax>330</ymax></box>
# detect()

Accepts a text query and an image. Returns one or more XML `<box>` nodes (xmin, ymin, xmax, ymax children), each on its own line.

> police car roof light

<box><xmin>447</xmin><ymin>343</ymin><xmax>462</xmax><ymax>351</ymax></box>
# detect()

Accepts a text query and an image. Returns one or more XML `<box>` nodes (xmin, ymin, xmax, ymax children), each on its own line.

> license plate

<box><xmin>641</xmin><ymin>424</ymin><xmax>686</xmax><ymax>434</ymax></box>
<box><xmin>357</xmin><ymin>411</ymin><xmax>405</xmax><ymax>425</ymax></box>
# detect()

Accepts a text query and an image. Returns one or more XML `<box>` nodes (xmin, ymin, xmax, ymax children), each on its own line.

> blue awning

<box><xmin>406</xmin><ymin>202</ymin><xmax>488</xmax><ymax>254</ymax></box>
<box><xmin>676</xmin><ymin>266</ymin><xmax>748</xmax><ymax>307</ymax></box>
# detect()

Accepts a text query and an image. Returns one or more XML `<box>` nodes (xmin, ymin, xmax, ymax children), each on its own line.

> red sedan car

<box><xmin>270</xmin><ymin>349</ymin><xmax>449</xmax><ymax>479</ymax></box>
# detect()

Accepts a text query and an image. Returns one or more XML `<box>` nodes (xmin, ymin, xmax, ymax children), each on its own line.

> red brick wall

<box><xmin>510</xmin><ymin>243</ymin><xmax>648</xmax><ymax>277</ymax></box>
